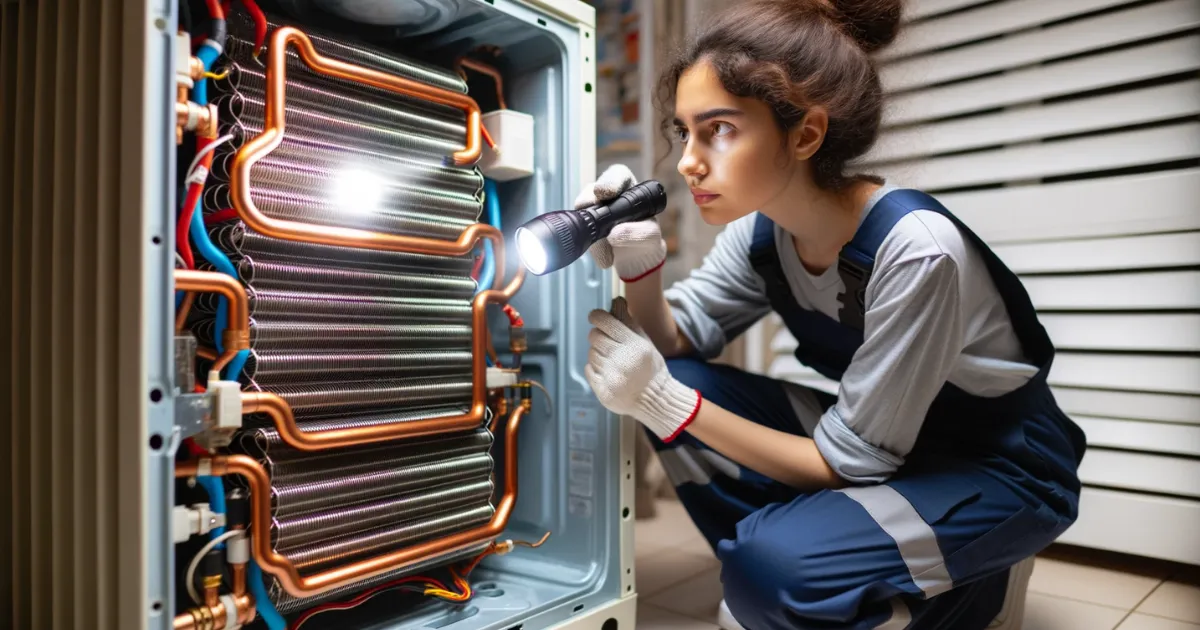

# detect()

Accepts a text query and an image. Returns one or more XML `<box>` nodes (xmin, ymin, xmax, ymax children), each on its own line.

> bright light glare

<box><xmin>516</xmin><ymin>227</ymin><xmax>549</xmax><ymax>275</ymax></box>
<box><xmin>330</xmin><ymin>168</ymin><xmax>386</xmax><ymax>214</ymax></box>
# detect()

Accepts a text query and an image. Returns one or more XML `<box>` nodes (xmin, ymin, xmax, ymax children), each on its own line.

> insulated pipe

<box><xmin>174</xmin><ymin>403</ymin><xmax>527</xmax><ymax>598</ymax></box>
<box><xmin>236</xmin><ymin>265</ymin><xmax>523</xmax><ymax>451</ymax></box>
<box><xmin>173</xmin><ymin>593</ymin><xmax>255</xmax><ymax>630</ymax></box>
<box><xmin>174</xmin><ymin>270</ymin><xmax>251</xmax><ymax>373</ymax></box>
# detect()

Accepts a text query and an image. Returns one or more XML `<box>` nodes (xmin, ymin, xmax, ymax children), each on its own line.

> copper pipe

<box><xmin>231</xmin><ymin>563</ymin><xmax>247</xmax><ymax>597</ymax></box>
<box><xmin>240</xmin><ymin>265</ymin><xmax>525</xmax><ymax>451</ymax></box>
<box><xmin>173</xmin><ymin>270</ymin><xmax>251</xmax><ymax>374</ymax></box>
<box><xmin>204</xmin><ymin>576</ymin><xmax>221</xmax><ymax>608</ymax></box>
<box><xmin>176</xmin><ymin>403</ymin><xmax>527</xmax><ymax>598</ymax></box>
<box><xmin>197</xmin><ymin>346</ymin><xmax>218</xmax><ymax>362</ymax></box>
<box><xmin>233</xmin><ymin>26</ymin><xmax>480</xmax><ymax>189</ymax></box>
<box><xmin>173</xmin><ymin>593</ymin><xmax>255</xmax><ymax>630</ymax></box>
<box><xmin>176</xmin><ymin>292</ymin><xmax>196</xmax><ymax>334</ymax></box>
<box><xmin>459</xmin><ymin>58</ymin><xmax>507</xmax><ymax>110</ymax></box>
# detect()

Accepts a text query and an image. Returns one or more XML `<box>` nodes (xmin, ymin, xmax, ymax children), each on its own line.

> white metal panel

<box><xmin>1056</xmin><ymin>487</ymin><xmax>1200</xmax><ymax>565</ymax></box>
<box><xmin>881</xmin><ymin>0</ymin><xmax>1200</xmax><ymax>92</ymax></box>
<box><xmin>884</xmin><ymin>35</ymin><xmax>1200</xmax><ymax>127</ymax></box>
<box><xmin>992</xmin><ymin>232</ymin><xmax>1200</xmax><ymax>274</ymax></box>
<box><xmin>940</xmin><ymin>169</ymin><xmax>1200</xmax><ymax>244</ymax></box>
<box><xmin>1053</xmin><ymin>388</ymin><xmax>1200</xmax><ymax>426</ymax></box>
<box><xmin>867</xmin><ymin>79</ymin><xmax>1200</xmax><ymax>163</ymax></box>
<box><xmin>1050</xmin><ymin>354</ymin><xmax>1200</xmax><ymax>395</ymax></box>
<box><xmin>1078</xmin><ymin>448</ymin><xmax>1200</xmax><ymax>498</ymax></box>
<box><xmin>1042</xmin><ymin>314</ymin><xmax>1200</xmax><ymax>352</ymax></box>
<box><xmin>879</xmin><ymin>122</ymin><xmax>1200</xmax><ymax>191</ymax></box>
<box><xmin>1074</xmin><ymin>416</ymin><xmax>1200</xmax><ymax>457</ymax></box>
<box><xmin>884</xmin><ymin>0</ymin><xmax>1135</xmax><ymax>61</ymax></box>
<box><xmin>1023</xmin><ymin>271</ymin><xmax>1200</xmax><ymax>310</ymax></box>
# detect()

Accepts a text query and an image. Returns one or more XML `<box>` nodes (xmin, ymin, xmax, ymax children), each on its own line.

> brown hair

<box><xmin>657</xmin><ymin>0</ymin><xmax>904</xmax><ymax>190</ymax></box>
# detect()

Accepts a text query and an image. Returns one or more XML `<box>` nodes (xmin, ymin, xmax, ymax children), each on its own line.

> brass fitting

<box><xmin>175</xmin><ymin>102</ymin><xmax>220</xmax><ymax>143</ymax></box>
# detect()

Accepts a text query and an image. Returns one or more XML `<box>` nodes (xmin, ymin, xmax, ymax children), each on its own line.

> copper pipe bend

<box><xmin>176</xmin><ymin>404</ymin><xmax>528</xmax><ymax>598</ymax></box>
<box><xmin>174</xmin><ymin>270</ymin><xmax>251</xmax><ymax>373</ymax></box>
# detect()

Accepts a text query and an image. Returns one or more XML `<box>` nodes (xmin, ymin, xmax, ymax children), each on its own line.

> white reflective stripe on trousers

<box><xmin>657</xmin><ymin>443</ymin><xmax>742</xmax><ymax>486</ymax></box>
<box><xmin>839</xmin><ymin>484</ymin><xmax>955</xmax><ymax>598</ymax></box>
<box><xmin>875</xmin><ymin>597</ymin><xmax>913</xmax><ymax>630</ymax></box>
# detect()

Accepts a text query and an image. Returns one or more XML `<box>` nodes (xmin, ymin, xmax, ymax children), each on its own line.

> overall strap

<box><xmin>848</xmin><ymin>189</ymin><xmax>1055</xmax><ymax>368</ymax></box>
<box><xmin>748</xmin><ymin>213</ymin><xmax>863</xmax><ymax>381</ymax></box>
<box><xmin>748</xmin><ymin>213</ymin><xmax>794</xmax><ymax>315</ymax></box>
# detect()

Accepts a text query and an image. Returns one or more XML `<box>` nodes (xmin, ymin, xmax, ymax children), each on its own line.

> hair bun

<box><xmin>830</xmin><ymin>0</ymin><xmax>903</xmax><ymax>53</ymax></box>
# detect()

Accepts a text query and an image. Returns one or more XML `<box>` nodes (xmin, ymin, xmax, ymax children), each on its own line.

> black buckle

<box><xmin>836</xmin><ymin>256</ymin><xmax>869</xmax><ymax>331</ymax></box>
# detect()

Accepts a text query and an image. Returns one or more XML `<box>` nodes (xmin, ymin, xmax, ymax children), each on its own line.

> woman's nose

<box><xmin>677</xmin><ymin>145</ymin><xmax>706</xmax><ymax>179</ymax></box>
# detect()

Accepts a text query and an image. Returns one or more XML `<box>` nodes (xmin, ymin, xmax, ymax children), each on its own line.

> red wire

<box><xmin>238</xmin><ymin>0</ymin><xmax>269</xmax><ymax>54</ymax></box>
<box><xmin>206</xmin><ymin>0</ymin><xmax>225</xmax><ymax>20</ymax></box>
<box><xmin>177</xmin><ymin>139</ymin><xmax>213</xmax><ymax>270</ymax></box>
<box><xmin>204</xmin><ymin>208</ymin><xmax>239</xmax><ymax>225</ymax></box>
<box><xmin>470</xmin><ymin>251</ymin><xmax>485</xmax><ymax>280</ymax></box>
<box><xmin>289</xmin><ymin>576</ymin><xmax>450</xmax><ymax>630</ymax></box>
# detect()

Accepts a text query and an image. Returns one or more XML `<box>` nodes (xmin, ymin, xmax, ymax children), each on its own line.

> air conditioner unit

<box><xmin>1</xmin><ymin>0</ymin><xmax>637</xmax><ymax>628</ymax></box>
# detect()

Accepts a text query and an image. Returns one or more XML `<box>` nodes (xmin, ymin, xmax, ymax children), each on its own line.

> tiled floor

<box><xmin>633</xmin><ymin>497</ymin><xmax>1200</xmax><ymax>629</ymax></box>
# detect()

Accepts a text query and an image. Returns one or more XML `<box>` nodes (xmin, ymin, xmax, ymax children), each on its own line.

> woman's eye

<box><xmin>712</xmin><ymin>122</ymin><xmax>733</xmax><ymax>136</ymax></box>
<box><xmin>674</xmin><ymin>127</ymin><xmax>690</xmax><ymax>142</ymax></box>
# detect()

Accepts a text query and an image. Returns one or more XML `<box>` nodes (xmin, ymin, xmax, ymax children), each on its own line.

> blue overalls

<box><xmin>646</xmin><ymin>189</ymin><xmax>1088</xmax><ymax>630</ymax></box>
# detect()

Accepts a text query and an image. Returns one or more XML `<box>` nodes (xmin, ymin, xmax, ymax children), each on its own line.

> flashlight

<box><xmin>514</xmin><ymin>180</ymin><xmax>667</xmax><ymax>276</ymax></box>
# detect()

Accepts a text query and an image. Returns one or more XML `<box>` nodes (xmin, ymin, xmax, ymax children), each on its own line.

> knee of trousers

<box><xmin>716</xmin><ymin>524</ymin><xmax>828</xmax><ymax>629</ymax></box>
<box><xmin>664</xmin><ymin>357</ymin><xmax>723</xmax><ymax>399</ymax></box>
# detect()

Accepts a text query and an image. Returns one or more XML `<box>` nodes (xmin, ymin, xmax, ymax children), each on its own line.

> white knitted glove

<box><xmin>585</xmin><ymin>297</ymin><xmax>701</xmax><ymax>442</ymax></box>
<box><xmin>573</xmin><ymin>164</ymin><xmax>667</xmax><ymax>282</ymax></box>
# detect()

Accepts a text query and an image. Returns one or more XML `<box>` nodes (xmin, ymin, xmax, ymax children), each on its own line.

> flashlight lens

<box><xmin>516</xmin><ymin>227</ymin><xmax>550</xmax><ymax>275</ymax></box>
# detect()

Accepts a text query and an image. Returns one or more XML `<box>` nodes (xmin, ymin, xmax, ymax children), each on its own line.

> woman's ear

<box><xmin>791</xmin><ymin>107</ymin><xmax>828</xmax><ymax>161</ymax></box>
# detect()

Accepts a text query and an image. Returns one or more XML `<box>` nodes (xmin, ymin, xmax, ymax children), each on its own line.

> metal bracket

<box><xmin>175</xmin><ymin>393</ymin><xmax>214</xmax><ymax>439</ymax></box>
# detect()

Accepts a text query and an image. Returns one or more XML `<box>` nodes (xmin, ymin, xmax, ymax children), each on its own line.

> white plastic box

<box><xmin>480</xmin><ymin>109</ymin><xmax>537</xmax><ymax>181</ymax></box>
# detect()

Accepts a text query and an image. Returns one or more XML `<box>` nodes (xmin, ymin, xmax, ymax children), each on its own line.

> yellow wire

<box><xmin>203</xmin><ymin>68</ymin><xmax>230</xmax><ymax>81</ymax></box>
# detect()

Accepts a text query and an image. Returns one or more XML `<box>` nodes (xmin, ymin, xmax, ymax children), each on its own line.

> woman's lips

<box><xmin>691</xmin><ymin>189</ymin><xmax>720</xmax><ymax>205</ymax></box>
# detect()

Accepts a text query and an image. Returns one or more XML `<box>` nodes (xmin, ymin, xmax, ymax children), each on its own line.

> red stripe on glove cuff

<box><xmin>662</xmin><ymin>390</ymin><xmax>702</xmax><ymax>443</ymax></box>
<box><xmin>619</xmin><ymin>259</ymin><xmax>666</xmax><ymax>283</ymax></box>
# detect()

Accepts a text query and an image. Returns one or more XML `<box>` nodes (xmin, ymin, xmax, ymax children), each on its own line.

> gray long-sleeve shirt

<box><xmin>664</xmin><ymin>185</ymin><xmax>1039</xmax><ymax>483</ymax></box>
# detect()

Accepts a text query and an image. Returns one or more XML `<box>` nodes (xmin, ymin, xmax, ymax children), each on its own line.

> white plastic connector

<box><xmin>486</xmin><ymin>366</ymin><xmax>519</xmax><ymax>389</ymax></box>
<box><xmin>208</xmin><ymin>375</ymin><xmax>244</xmax><ymax>431</ymax></box>
<box><xmin>226</xmin><ymin>531</ymin><xmax>250</xmax><ymax>565</ymax></box>
<box><xmin>172</xmin><ymin>503</ymin><xmax>227</xmax><ymax>543</ymax></box>
<box><xmin>479</xmin><ymin>109</ymin><xmax>535</xmax><ymax>182</ymax></box>
<box><xmin>219</xmin><ymin>593</ymin><xmax>240</xmax><ymax>630</ymax></box>
<box><xmin>175</xmin><ymin>31</ymin><xmax>194</xmax><ymax>89</ymax></box>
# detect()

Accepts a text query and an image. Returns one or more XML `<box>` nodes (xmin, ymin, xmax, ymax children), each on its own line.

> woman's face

<box><xmin>673</xmin><ymin>59</ymin><xmax>798</xmax><ymax>225</ymax></box>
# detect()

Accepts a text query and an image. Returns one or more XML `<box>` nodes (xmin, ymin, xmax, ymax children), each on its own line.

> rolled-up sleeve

<box><xmin>663</xmin><ymin>215</ymin><xmax>771</xmax><ymax>358</ymax></box>
<box><xmin>814</xmin><ymin>252</ymin><xmax>965</xmax><ymax>484</ymax></box>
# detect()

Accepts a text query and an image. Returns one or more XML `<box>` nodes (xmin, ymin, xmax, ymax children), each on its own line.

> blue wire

<box><xmin>248</xmin><ymin>561</ymin><xmax>288</xmax><ymax>630</ymax></box>
<box><xmin>477</xmin><ymin>179</ymin><xmax>501</xmax><ymax>294</ymax></box>
<box><xmin>185</xmin><ymin>28</ymin><xmax>288</xmax><ymax>630</ymax></box>
<box><xmin>194</xmin><ymin>475</ymin><xmax>227</xmax><ymax>546</ymax></box>
<box><xmin>187</xmin><ymin>38</ymin><xmax>250</xmax><ymax>382</ymax></box>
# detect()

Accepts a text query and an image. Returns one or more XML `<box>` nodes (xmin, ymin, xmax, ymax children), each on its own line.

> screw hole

<box><xmin>537</xmin><ymin>18</ymin><xmax>546</xmax><ymax>26</ymax></box>
<box><xmin>149</xmin><ymin>434</ymin><xmax>164</xmax><ymax>451</ymax></box>
<box><xmin>584</xmin><ymin>83</ymin><xmax>592</xmax><ymax>93</ymax></box>
<box><xmin>151</xmin><ymin>600</ymin><xmax>163</xmax><ymax>613</ymax></box>
<box><xmin>154</xmin><ymin>17</ymin><xmax>167</xmax><ymax>30</ymax></box>
<box><xmin>150</xmin><ymin>388</ymin><xmax>164</xmax><ymax>403</ymax></box>
<box><xmin>626</xmin><ymin>473</ymin><xmax>631</xmax><ymax>480</ymax></box>
<box><xmin>622</xmin><ymin>507</ymin><xmax>630</xmax><ymax>519</ymax></box>
<box><xmin>152</xmin><ymin>236</ymin><xmax>162</xmax><ymax>245</ymax></box>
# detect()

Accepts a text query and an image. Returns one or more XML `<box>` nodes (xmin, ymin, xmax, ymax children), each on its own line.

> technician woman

<box><xmin>579</xmin><ymin>1</ymin><xmax>1087</xmax><ymax>629</ymax></box>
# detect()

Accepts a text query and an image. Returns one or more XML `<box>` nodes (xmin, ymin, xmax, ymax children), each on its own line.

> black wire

<box><xmin>179</xmin><ymin>0</ymin><xmax>193</xmax><ymax>35</ymax></box>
